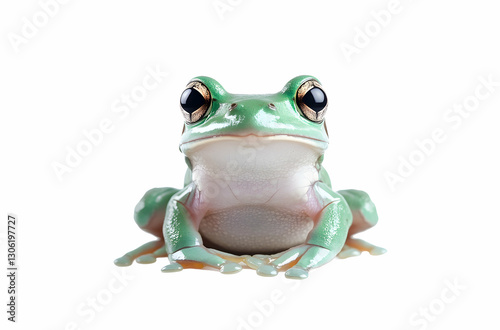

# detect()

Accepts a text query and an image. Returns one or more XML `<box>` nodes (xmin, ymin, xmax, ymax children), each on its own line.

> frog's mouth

<box><xmin>180</xmin><ymin>133</ymin><xmax>328</xmax><ymax>151</ymax></box>
<box><xmin>181</xmin><ymin>134</ymin><xmax>326</xmax><ymax>185</ymax></box>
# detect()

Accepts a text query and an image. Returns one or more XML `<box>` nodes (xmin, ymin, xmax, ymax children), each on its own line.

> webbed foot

<box><xmin>136</xmin><ymin>246</ymin><xmax>168</xmax><ymax>264</ymax></box>
<box><xmin>337</xmin><ymin>238</ymin><xmax>386</xmax><ymax>259</ymax></box>
<box><xmin>253</xmin><ymin>244</ymin><xmax>336</xmax><ymax>279</ymax></box>
<box><xmin>162</xmin><ymin>246</ymin><xmax>242</xmax><ymax>274</ymax></box>
<box><xmin>114</xmin><ymin>239</ymin><xmax>165</xmax><ymax>266</ymax></box>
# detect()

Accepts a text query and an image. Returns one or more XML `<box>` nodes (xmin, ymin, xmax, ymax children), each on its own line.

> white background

<box><xmin>1</xmin><ymin>0</ymin><xmax>499</xmax><ymax>329</ymax></box>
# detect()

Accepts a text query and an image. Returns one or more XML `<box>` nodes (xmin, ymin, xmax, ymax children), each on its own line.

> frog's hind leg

<box><xmin>337</xmin><ymin>189</ymin><xmax>386</xmax><ymax>259</ymax></box>
<box><xmin>114</xmin><ymin>187</ymin><xmax>179</xmax><ymax>266</ymax></box>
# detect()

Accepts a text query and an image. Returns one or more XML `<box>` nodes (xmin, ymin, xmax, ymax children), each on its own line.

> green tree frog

<box><xmin>114</xmin><ymin>76</ymin><xmax>385</xmax><ymax>279</ymax></box>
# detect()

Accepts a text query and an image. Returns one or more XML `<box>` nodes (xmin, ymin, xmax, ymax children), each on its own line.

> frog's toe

<box><xmin>343</xmin><ymin>238</ymin><xmax>387</xmax><ymax>257</ymax></box>
<box><xmin>285</xmin><ymin>266</ymin><xmax>309</xmax><ymax>280</ymax></box>
<box><xmin>136</xmin><ymin>254</ymin><xmax>157</xmax><ymax>264</ymax></box>
<box><xmin>252</xmin><ymin>254</ymin><xmax>274</xmax><ymax>263</ymax></box>
<box><xmin>337</xmin><ymin>247</ymin><xmax>361</xmax><ymax>259</ymax></box>
<box><xmin>114</xmin><ymin>240</ymin><xmax>164</xmax><ymax>267</ymax></box>
<box><xmin>161</xmin><ymin>262</ymin><xmax>184</xmax><ymax>273</ymax></box>
<box><xmin>257</xmin><ymin>265</ymin><xmax>278</xmax><ymax>277</ymax></box>
<box><xmin>114</xmin><ymin>256</ymin><xmax>133</xmax><ymax>267</ymax></box>
<box><xmin>220</xmin><ymin>262</ymin><xmax>242</xmax><ymax>274</ymax></box>
<box><xmin>269</xmin><ymin>245</ymin><xmax>309</xmax><ymax>269</ymax></box>
<box><xmin>245</xmin><ymin>256</ymin><xmax>265</xmax><ymax>269</ymax></box>
<box><xmin>369</xmin><ymin>246</ymin><xmax>387</xmax><ymax>256</ymax></box>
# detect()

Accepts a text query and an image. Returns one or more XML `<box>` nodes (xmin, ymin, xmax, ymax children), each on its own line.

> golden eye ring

<box><xmin>296</xmin><ymin>80</ymin><xmax>328</xmax><ymax>123</ymax></box>
<box><xmin>180</xmin><ymin>81</ymin><xmax>211</xmax><ymax>124</ymax></box>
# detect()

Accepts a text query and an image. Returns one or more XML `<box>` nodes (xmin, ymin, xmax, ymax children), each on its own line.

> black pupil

<box><xmin>303</xmin><ymin>87</ymin><xmax>327</xmax><ymax>112</ymax></box>
<box><xmin>180</xmin><ymin>88</ymin><xmax>206</xmax><ymax>113</ymax></box>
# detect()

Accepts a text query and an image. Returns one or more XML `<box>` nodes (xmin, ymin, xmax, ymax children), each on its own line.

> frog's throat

<box><xmin>179</xmin><ymin>134</ymin><xmax>329</xmax><ymax>151</ymax></box>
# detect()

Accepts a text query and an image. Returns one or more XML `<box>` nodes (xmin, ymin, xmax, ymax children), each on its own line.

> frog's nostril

<box><xmin>230</xmin><ymin>103</ymin><xmax>237</xmax><ymax>111</ymax></box>
<box><xmin>268</xmin><ymin>103</ymin><xmax>276</xmax><ymax>110</ymax></box>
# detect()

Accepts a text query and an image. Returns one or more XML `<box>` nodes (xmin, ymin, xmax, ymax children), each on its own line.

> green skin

<box><xmin>114</xmin><ymin>76</ymin><xmax>385</xmax><ymax>279</ymax></box>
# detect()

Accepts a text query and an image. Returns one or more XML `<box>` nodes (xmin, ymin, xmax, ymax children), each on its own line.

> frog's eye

<box><xmin>296</xmin><ymin>80</ymin><xmax>328</xmax><ymax>123</ymax></box>
<box><xmin>180</xmin><ymin>81</ymin><xmax>211</xmax><ymax>124</ymax></box>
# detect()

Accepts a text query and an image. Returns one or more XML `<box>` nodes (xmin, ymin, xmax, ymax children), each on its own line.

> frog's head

<box><xmin>178</xmin><ymin>76</ymin><xmax>329</xmax><ymax>157</ymax></box>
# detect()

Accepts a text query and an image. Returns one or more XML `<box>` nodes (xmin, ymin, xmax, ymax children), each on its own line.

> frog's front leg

<box><xmin>161</xmin><ymin>184</ymin><xmax>242</xmax><ymax>274</ymax></box>
<box><xmin>256</xmin><ymin>182</ymin><xmax>352</xmax><ymax>279</ymax></box>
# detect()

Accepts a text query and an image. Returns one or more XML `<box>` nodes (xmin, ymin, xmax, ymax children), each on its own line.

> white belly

<box><xmin>184</xmin><ymin>136</ymin><xmax>323</xmax><ymax>254</ymax></box>
<box><xmin>199</xmin><ymin>205</ymin><xmax>314</xmax><ymax>254</ymax></box>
